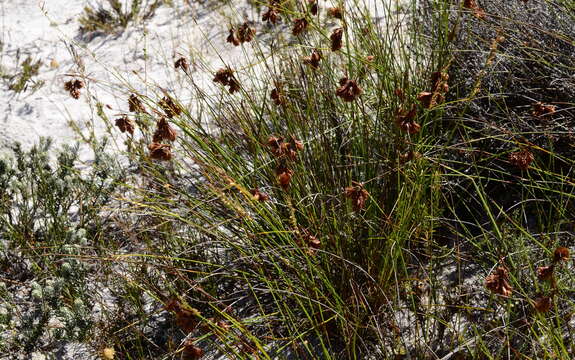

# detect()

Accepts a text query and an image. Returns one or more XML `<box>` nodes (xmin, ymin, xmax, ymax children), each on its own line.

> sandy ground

<box><xmin>0</xmin><ymin>0</ymin><xmax>258</xmax><ymax>160</ymax></box>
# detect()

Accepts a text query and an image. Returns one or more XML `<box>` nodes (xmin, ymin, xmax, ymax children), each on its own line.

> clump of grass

<box><xmin>78</xmin><ymin>0</ymin><xmax>165</xmax><ymax>35</ymax></box>
<box><xmin>6</xmin><ymin>0</ymin><xmax>575</xmax><ymax>358</ymax></box>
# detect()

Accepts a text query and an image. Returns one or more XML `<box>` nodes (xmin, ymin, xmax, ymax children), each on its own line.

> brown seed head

<box><xmin>213</xmin><ymin>68</ymin><xmax>240</xmax><ymax>94</ymax></box>
<box><xmin>115</xmin><ymin>115</ymin><xmax>134</xmax><ymax>135</ymax></box>
<box><xmin>532</xmin><ymin>102</ymin><xmax>556</xmax><ymax>117</ymax></box>
<box><xmin>537</xmin><ymin>265</ymin><xmax>555</xmax><ymax>281</ymax></box>
<box><xmin>227</xmin><ymin>28</ymin><xmax>240</xmax><ymax>46</ymax></box>
<box><xmin>336</xmin><ymin>78</ymin><xmax>362</xmax><ymax>102</ymax></box>
<box><xmin>262</xmin><ymin>7</ymin><xmax>280</xmax><ymax>24</ymax></box>
<box><xmin>276</xmin><ymin>166</ymin><xmax>294</xmax><ymax>190</ymax></box>
<box><xmin>395</xmin><ymin>105</ymin><xmax>421</xmax><ymax>134</ymax></box>
<box><xmin>553</xmin><ymin>246</ymin><xmax>569</xmax><ymax>263</ymax></box>
<box><xmin>250</xmin><ymin>188</ymin><xmax>270</xmax><ymax>202</ymax></box>
<box><xmin>148</xmin><ymin>142</ymin><xmax>172</xmax><ymax>161</ymax></box>
<box><xmin>328</xmin><ymin>7</ymin><xmax>343</xmax><ymax>19</ymax></box>
<box><xmin>308</xmin><ymin>0</ymin><xmax>318</xmax><ymax>15</ymax></box>
<box><xmin>182</xmin><ymin>340</ymin><xmax>204</xmax><ymax>360</ymax></box>
<box><xmin>153</xmin><ymin>117</ymin><xmax>177</xmax><ymax>143</ymax></box>
<box><xmin>417</xmin><ymin>91</ymin><xmax>435</xmax><ymax>109</ymax></box>
<box><xmin>344</xmin><ymin>181</ymin><xmax>369</xmax><ymax>211</ymax></box>
<box><xmin>292</xmin><ymin>17</ymin><xmax>308</xmax><ymax>36</ymax></box>
<box><xmin>237</xmin><ymin>22</ymin><xmax>256</xmax><ymax>43</ymax></box>
<box><xmin>533</xmin><ymin>296</ymin><xmax>552</xmax><ymax>313</ymax></box>
<box><xmin>64</xmin><ymin>79</ymin><xmax>84</xmax><ymax>99</ymax></box>
<box><xmin>174</xmin><ymin>57</ymin><xmax>189</xmax><ymax>73</ymax></box>
<box><xmin>271</xmin><ymin>86</ymin><xmax>286</xmax><ymax>105</ymax></box>
<box><xmin>159</xmin><ymin>96</ymin><xmax>182</xmax><ymax>118</ymax></box>
<box><xmin>509</xmin><ymin>149</ymin><xmax>534</xmax><ymax>170</ymax></box>
<box><xmin>485</xmin><ymin>266</ymin><xmax>513</xmax><ymax>296</ymax></box>
<box><xmin>463</xmin><ymin>0</ymin><xmax>486</xmax><ymax>19</ymax></box>
<box><xmin>330</xmin><ymin>28</ymin><xmax>344</xmax><ymax>52</ymax></box>
<box><xmin>303</xmin><ymin>49</ymin><xmax>322</xmax><ymax>70</ymax></box>
<box><xmin>128</xmin><ymin>94</ymin><xmax>147</xmax><ymax>113</ymax></box>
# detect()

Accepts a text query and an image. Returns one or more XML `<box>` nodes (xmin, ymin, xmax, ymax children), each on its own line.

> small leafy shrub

<box><xmin>0</xmin><ymin>138</ymin><xmax>124</xmax><ymax>354</ymax></box>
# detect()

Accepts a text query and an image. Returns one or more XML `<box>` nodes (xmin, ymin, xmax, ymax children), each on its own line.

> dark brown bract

<box><xmin>271</xmin><ymin>86</ymin><xmax>286</xmax><ymax>105</ymax></box>
<box><xmin>128</xmin><ymin>94</ymin><xmax>147</xmax><ymax>113</ymax></box>
<box><xmin>336</xmin><ymin>77</ymin><xmax>362</xmax><ymax>102</ymax></box>
<box><xmin>485</xmin><ymin>266</ymin><xmax>513</xmax><ymax>296</ymax></box>
<box><xmin>292</xmin><ymin>17</ymin><xmax>308</xmax><ymax>35</ymax></box>
<box><xmin>509</xmin><ymin>149</ymin><xmax>534</xmax><ymax>170</ymax></box>
<box><xmin>303</xmin><ymin>49</ymin><xmax>322</xmax><ymax>70</ymax></box>
<box><xmin>213</xmin><ymin>68</ymin><xmax>241</xmax><ymax>94</ymax></box>
<box><xmin>395</xmin><ymin>106</ymin><xmax>421</xmax><ymax>134</ymax></box>
<box><xmin>250</xmin><ymin>188</ymin><xmax>270</xmax><ymax>202</ymax></box>
<box><xmin>328</xmin><ymin>7</ymin><xmax>343</xmax><ymax>19</ymax></box>
<box><xmin>262</xmin><ymin>6</ymin><xmax>280</xmax><ymax>24</ymax></box>
<box><xmin>237</xmin><ymin>22</ymin><xmax>256</xmax><ymax>43</ymax></box>
<box><xmin>153</xmin><ymin>117</ymin><xmax>177</xmax><ymax>143</ymax></box>
<box><xmin>227</xmin><ymin>28</ymin><xmax>240</xmax><ymax>46</ymax></box>
<box><xmin>344</xmin><ymin>181</ymin><xmax>369</xmax><ymax>211</ymax></box>
<box><xmin>115</xmin><ymin>115</ymin><xmax>134</xmax><ymax>135</ymax></box>
<box><xmin>64</xmin><ymin>79</ymin><xmax>84</xmax><ymax>99</ymax></box>
<box><xmin>330</xmin><ymin>28</ymin><xmax>344</xmax><ymax>51</ymax></box>
<box><xmin>149</xmin><ymin>142</ymin><xmax>172</xmax><ymax>161</ymax></box>
<box><xmin>159</xmin><ymin>96</ymin><xmax>182</xmax><ymax>118</ymax></box>
<box><xmin>174</xmin><ymin>57</ymin><xmax>189</xmax><ymax>73</ymax></box>
<box><xmin>532</xmin><ymin>102</ymin><xmax>556</xmax><ymax>117</ymax></box>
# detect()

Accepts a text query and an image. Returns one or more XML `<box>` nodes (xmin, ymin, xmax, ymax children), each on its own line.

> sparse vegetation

<box><xmin>3</xmin><ymin>0</ymin><xmax>575</xmax><ymax>358</ymax></box>
<box><xmin>78</xmin><ymin>0</ymin><xmax>166</xmax><ymax>35</ymax></box>
<box><xmin>2</xmin><ymin>55</ymin><xmax>44</xmax><ymax>93</ymax></box>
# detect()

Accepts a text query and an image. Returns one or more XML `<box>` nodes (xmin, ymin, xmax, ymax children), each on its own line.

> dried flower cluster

<box><xmin>228</xmin><ymin>23</ymin><xmax>256</xmax><ymax>46</ymax></box>
<box><xmin>463</xmin><ymin>0</ymin><xmax>486</xmax><ymax>19</ymax></box>
<box><xmin>532</xmin><ymin>247</ymin><xmax>570</xmax><ymax>312</ymax></box>
<box><xmin>344</xmin><ymin>181</ymin><xmax>369</xmax><ymax>211</ymax></box>
<box><xmin>213</xmin><ymin>68</ymin><xmax>240</xmax><ymax>94</ymax></box>
<box><xmin>508</xmin><ymin>149</ymin><xmax>534</xmax><ymax>170</ymax></box>
<box><xmin>153</xmin><ymin>117</ymin><xmax>177</xmax><ymax>143</ymax></box>
<box><xmin>485</xmin><ymin>247</ymin><xmax>569</xmax><ymax>314</ymax></box>
<box><xmin>297</xmin><ymin>228</ymin><xmax>321</xmax><ymax>256</ymax></box>
<box><xmin>267</xmin><ymin>135</ymin><xmax>304</xmax><ymax>161</ymax></box>
<box><xmin>330</xmin><ymin>28</ymin><xmax>344</xmax><ymax>51</ymax></box>
<box><xmin>271</xmin><ymin>85</ymin><xmax>286</xmax><ymax>105</ymax></box>
<box><xmin>174</xmin><ymin>57</ymin><xmax>190</xmax><ymax>73</ymax></box>
<box><xmin>250</xmin><ymin>188</ymin><xmax>270</xmax><ymax>202</ymax></box>
<box><xmin>533</xmin><ymin>296</ymin><xmax>552</xmax><ymax>313</ymax></box>
<box><xmin>292</xmin><ymin>17</ymin><xmax>308</xmax><ymax>35</ymax></box>
<box><xmin>165</xmin><ymin>299</ymin><xmax>201</xmax><ymax>333</ymax></box>
<box><xmin>262</xmin><ymin>1</ymin><xmax>281</xmax><ymax>24</ymax></box>
<box><xmin>336</xmin><ymin>77</ymin><xmax>362</xmax><ymax>102</ymax></box>
<box><xmin>159</xmin><ymin>95</ymin><xmax>182</xmax><ymax>118</ymax></box>
<box><xmin>148</xmin><ymin>142</ymin><xmax>172</xmax><ymax>161</ymax></box>
<box><xmin>276</xmin><ymin>165</ymin><xmax>294</xmax><ymax>190</ymax></box>
<box><xmin>537</xmin><ymin>246</ymin><xmax>569</xmax><ymax>284</ymax></box>
<box><xmin>395</xmin><ymin>105</ymin><xmax>420</xmax><ymax>134</ymax></box>
<box><xmin>417</xmin><ymin>71</ymin><xmax>449</xmax><ymax>109</ymax></box>
<box><xmin>115</xmin><ymin>115</ymin><xmax>134</xmax><ymax>135</ymax></box>
<box><xmin>308</xmin><ymin>0</ymin><xmax>318</xmax><ymax>15</ymax></box>
<box><xmin>303</xmin><ymin>49</ymin><xmax>322</xmax><ymax>70</ymax></box>
<box><xmin>328</xmin><ymin>7</ymin><xmax>343</xmax><ymax>19</ymax></box>
<box><xmin>64</xmin><ymin>79</ymin><xmax>84</xmax><ymax>99</ymax></box>
<box><xmin>182</xmin><ymin>339</ymin><xmax>204</xmax><ymax>360</ymax></box>
<box><xmin>128</xmin><ymin>94</ymin><xmax>147</xmax><ymax>113</ymax></box>
<box><xmin>485</xmin><ymin>265</ymin><xmax>513</xmax><ymax>297</ymax></box>
<box><xmin>532</xmin><ymin>102</ymin><xmax>556</xmax><ymax>117</ymax></box>
<box><xmin>266</xmin><ymin>135</ymin><xmax>303</xmax><ymax>190</ymax></box>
